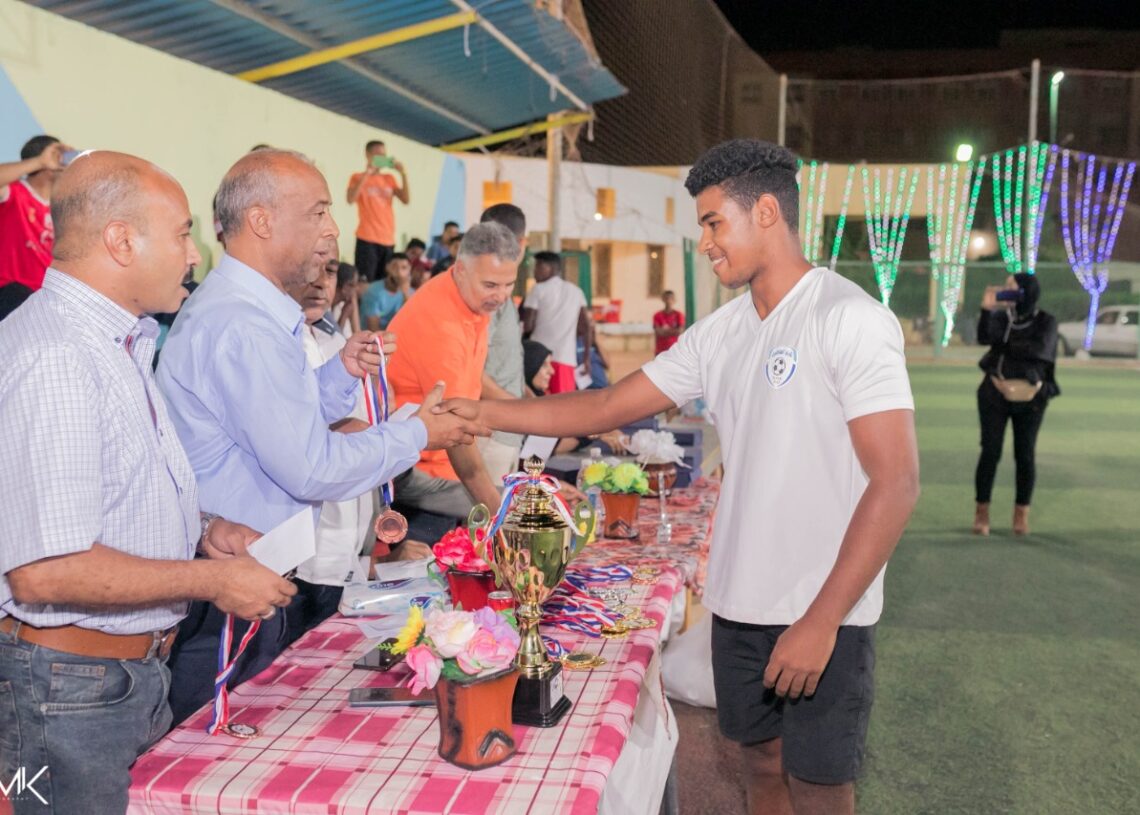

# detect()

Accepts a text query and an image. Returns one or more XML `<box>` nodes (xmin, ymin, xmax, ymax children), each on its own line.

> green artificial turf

<box><xmin>857</xmin><ymin>364</ymin><xmax>1140</xmax><ymax>814</ymax></box>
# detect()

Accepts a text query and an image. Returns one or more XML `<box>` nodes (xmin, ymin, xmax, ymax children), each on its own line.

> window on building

<box><xmin>647</xmin><ymin>245</ymin><xmax>665</xmax><ymax>296</ymax></box>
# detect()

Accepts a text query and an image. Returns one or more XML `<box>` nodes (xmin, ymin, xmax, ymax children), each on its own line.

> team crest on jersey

<box><xmin>764</xmin><ymin>346</ymin><xmax>798</xmax><ymax>389</ymax></box>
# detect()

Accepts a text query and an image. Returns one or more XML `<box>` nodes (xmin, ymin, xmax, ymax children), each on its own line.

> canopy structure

<box><xmin>29</xmin><ymin>0</ymin><xmax>626</xmax><ymax>148</ymax></box>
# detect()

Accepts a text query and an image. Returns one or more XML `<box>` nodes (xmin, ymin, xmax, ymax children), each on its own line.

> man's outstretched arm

<box><xmin>438</xmin><ymin>370</ymin><xmax>675</xmax><ymax>439</ymax></box>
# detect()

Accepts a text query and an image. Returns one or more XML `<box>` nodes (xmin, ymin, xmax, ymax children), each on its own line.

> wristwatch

<box><xmin>199</xmin><ymin>512</ymin><xmax>221</xmax><ymax>548</ymax></box>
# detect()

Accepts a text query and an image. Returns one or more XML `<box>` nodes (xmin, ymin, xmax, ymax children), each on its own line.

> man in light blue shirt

<box><xmin>0</xmin><ymin>151</ymin><xmax>295</xmax><ymax>815</ymax></box>
<box><xmin>157</xmin><ymin>149</ymin><xmax>483</xmax><ymax>724</ymax></box>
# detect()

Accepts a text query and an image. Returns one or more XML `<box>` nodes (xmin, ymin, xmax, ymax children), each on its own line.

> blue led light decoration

<box><xmin>1057</xmin><ymin>147</ymin><xmax>1136</xmax><ymax>350</ymax></box>
<box><xmin>925</xmin><ymin>160</ymin><xmax>985</xmax><ymax>346</ymax></box>
<box><xmin>860</xmin><ymin>165</ymin><xmax>920</xmax><ymax>306</ymax></box>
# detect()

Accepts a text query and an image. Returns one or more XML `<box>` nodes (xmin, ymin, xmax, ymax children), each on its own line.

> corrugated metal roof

<box><xmin>28</xmin><ymin>0</ymin><xmax>627</xmax><ymax>146</ymax></box>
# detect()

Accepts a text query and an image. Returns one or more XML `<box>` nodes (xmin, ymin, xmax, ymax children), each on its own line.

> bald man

<box><xmin>0</xmin><ymin>152</ymin><xmax>295</xmax><ymax>815</ymax></box>
<box><xmin>157</xmin><ymin>149</ymin><xmax>485</xmax><ymax>724</ymax></box>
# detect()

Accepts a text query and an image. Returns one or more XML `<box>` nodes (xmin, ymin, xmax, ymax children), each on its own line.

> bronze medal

<box><xmin>223</xmin><ymin>722</ymin><xmax>260</xmax><ymax>739</ymax></box>
<box><xmin>600</xmin><ymin>623</ymin><xmax>629</xmax><ymax>639</ymax></box>
<box><xmin>374</xmin><ymin>508</ymin><xmax>409</xmax><ymax>545</ymax></box>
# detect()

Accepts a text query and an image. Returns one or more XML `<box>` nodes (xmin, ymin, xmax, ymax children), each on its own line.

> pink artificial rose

<box><xmin>456</xmin><ymin>627</ymin><xmax>519</xmax><ymax>675</ymax></box>
<box><xmin>432</xmin><ymin>529</ymin><xmax>491</xmax><ymax>573</ymax></box>
<box><xmin>423</xmin><ymin>609</ymin><xmax>478</xmax><ymax>658</ymax></box>
<box><xmin>405</xmin><ymin>644</ymin><xmax>442</xmax><ymax>694</ymax></box>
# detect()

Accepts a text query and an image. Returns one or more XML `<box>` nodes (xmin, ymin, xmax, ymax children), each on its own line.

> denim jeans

<box><xmin>0</xmin><ymin>626</ymin><xmax>172</xmax><ymax>814</ymax></box>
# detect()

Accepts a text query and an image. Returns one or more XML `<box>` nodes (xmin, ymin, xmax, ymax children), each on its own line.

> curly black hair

<box><xmin>684</xmin><ymin>139</ymin><xmax>800</xmax><ymax>231</ymax></box>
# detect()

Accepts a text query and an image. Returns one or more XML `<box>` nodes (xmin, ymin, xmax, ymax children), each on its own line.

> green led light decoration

<box><xmin>1023</xmin><ymin>141</ymin><xmax>1059</xmax><ymax>275</ymax></box>
<box><xmin>925</xmin><ymin>160</ymin><xmax>985</xmax><ymax>346</ymax></box>
<box><xmin>860</xmin><ymin>165</ymin><xmax>920</xmax><ymax>306</ymax></box>
<box><xmin>828</xmin><ymin>167</ymin><xmax>856</xmax><ymax>271</ymax></box>
<box><xmin>992</xmin><ymin>146</ymin><xmax>1028</xmax><ymax>274</ymax></box>
<box><xmin>799</xmin><ymin>160</ymin><xmax>830</xmax><ymax>264</ymax></box>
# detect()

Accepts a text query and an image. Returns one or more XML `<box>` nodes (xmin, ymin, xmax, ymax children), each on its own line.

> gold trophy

<box><xmin>469</xmin><ymin>456</ymin><xmax>596</xmax><ymax>727</ymax></box>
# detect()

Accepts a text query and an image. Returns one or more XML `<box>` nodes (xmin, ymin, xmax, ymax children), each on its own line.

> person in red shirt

<box><xmin>0</xmin><ymin>135</ymin><xmax>71</xmax><ymax>292</ymax></box>
<box><xmin>653</xmin><ymin>289</ymin><xmax>685</xmax><ymax>355</ymax></box>
<box><xmin>346</xmin><ymin>140</ymin><xmax>409</xmax><ymax>283</ymax></box>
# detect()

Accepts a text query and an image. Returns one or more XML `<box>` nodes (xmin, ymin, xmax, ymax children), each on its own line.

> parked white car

<box><xmin>1058</xmin><ymin>305</ymin><xmax>1139</xmax><ymax>356</ymax></box>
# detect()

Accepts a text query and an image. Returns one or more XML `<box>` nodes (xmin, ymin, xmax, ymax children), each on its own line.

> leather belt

<box><xmin>0</xmin><ymin>616</ymin><xmax>178</xmax><ymax>661</ymax></box>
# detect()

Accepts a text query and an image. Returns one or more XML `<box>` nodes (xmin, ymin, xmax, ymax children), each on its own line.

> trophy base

<box><xmin>511</xmin><ymin>662</ymin><xmax>571</xmax><ymax>727</ymax></box>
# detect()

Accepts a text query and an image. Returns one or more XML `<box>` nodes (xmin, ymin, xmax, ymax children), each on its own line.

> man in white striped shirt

<box><xmin>0</xmin><ymin>151</ymin><xmax>295</xmax><ymax>814</ymax></box>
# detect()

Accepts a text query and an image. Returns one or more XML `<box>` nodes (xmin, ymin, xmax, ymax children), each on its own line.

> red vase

<box><xmin>600</xmin><ymin>492</ymin><xmax>641</xmax><ymax>538</ymax></box>
<box><xmin>446</xmin><ymin>569</ymin><xmax>497</xmax><ymax>610</ymax></box>
<box><xmin>435</xmin><ymin>668</ymin><xmax>520</xmax><ymax>770</ymax></box>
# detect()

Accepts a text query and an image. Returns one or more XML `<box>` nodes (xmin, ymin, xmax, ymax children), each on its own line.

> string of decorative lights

<box><xmin>1057</xmin><ymin>147</ymin><xmax>1136</xmax><ymax>349</ymax></box>
<box><xmin>798</xmin><ymin>160</ymin><xmax>830</xmax><ymax>264</ymax></box>
<box><xmin>860</xmin><ymin>165</ymin><xmax>919</xmax><ymax>305</ymax></box>
<box><xmin>925</xmin><ymin>160</ymin><xmax>985</xmax><ymax>346</ymax></box>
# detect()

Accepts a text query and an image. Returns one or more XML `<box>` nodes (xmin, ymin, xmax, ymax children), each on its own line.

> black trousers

<box><xmin>354</xmin><ymin>238</ymin><xmax>393</xmax><ymax>282</ymax></box>
<box><xmin>974</xmin><ymin>377</ymin><xmax>1048</xmax><ymax>506</ymax></box>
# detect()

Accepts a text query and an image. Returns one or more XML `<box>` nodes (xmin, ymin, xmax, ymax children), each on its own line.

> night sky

<box><xmin>712</xmin><ymin>0</ymin><xmax>1140</xmax><ymax>53</ymax></box>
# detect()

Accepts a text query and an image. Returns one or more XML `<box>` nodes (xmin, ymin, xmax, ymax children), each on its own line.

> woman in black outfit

<box><xmin>973</xmin><ymin>273</ymin><xmax>1060</xmax><ymax>536</ymax></box>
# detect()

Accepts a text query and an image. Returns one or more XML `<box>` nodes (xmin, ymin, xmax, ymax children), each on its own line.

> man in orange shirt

<box><xmin>387</xmin><ymin>222</ymin><xmax>520</xmax><ymax>518</ymax></box>
<box><xmin>346</xmin><ymin>140</ymin><xmax>409</xmax><ymax>282</ymax></box>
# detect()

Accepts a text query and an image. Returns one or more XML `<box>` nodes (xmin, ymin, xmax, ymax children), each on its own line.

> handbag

<box><xmin>990</xmin><ymin>375</ymin><xmax>1042</xmax><ymax>402</ymax></box>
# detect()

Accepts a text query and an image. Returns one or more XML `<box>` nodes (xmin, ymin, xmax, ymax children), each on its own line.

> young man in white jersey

<box><xmin>436</xmin><ymin>139</ymin><xmax>920</xmax><ymax>814</ymax></box>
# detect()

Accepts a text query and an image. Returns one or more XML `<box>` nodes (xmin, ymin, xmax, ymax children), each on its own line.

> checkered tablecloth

<box><xmin>128</xmin><ymin>481</ymin><xmax>719</xmax><ymax>815</ymax></box>
<box><xmin>576</xmin><ymin>479</ymin><xmax>720</xmax><ymax>596</ymax></box>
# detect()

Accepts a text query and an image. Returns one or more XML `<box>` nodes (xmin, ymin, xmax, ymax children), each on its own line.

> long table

<box><xmin>128</xmin><ymin>482</ymin><xmax>719</xmax><ymax>814</ymax></box>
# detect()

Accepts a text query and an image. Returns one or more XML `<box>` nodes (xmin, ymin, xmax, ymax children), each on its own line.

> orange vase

<box><xmin>435</xmin><ymin>668</ymin><xmax>520</xmax><ymax>770</ymax></box>
<box><xmin>600</xmin><ymin>492</ymin><xmax>641</xmax><ymax>538</ymax></box>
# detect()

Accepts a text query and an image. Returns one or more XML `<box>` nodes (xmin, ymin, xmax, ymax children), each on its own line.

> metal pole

<box><xmin>1049</xmin><ymin>71</ymin><xmax>1063</xmax><ymax>144</ymax></box>
<box><xmin>1027</xmin><ymin>59</ymin><xmax>1040</xmax><ymax>264</ymax></box>
<box><xmin>1028</xmin><ymin>59</ymin><xmax>1040</xmax><ymax>145</ymax></box>
<box><xmin>777</xmin><ymin>74</ymin><xmax>788</xmax><ymax>146</ymax></box>
<box><xmin>547</xmin><ymin>115</ymin><xmax>563</xmax><ymax>253</ymax></box>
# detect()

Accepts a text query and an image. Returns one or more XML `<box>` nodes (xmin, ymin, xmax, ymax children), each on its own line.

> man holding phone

<box><xmin>347</xmin><ymin>140</ymin><xmax>409</xmax><ymax>282</ymax></box>
<box><xmin>0</xmin><ymin>135</ymin><xmax>74</xmax><ymax>293</ymax></box>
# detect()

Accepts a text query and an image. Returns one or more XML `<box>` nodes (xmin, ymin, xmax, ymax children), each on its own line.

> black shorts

<box><xmin>355</xmin><ymin>238</ymin><xmax>394</xmax><ymax>282</ymax></box>
<box><xmin>711</xmin><ymin>615</ymin><xmax>876</xmax><ymax>784</ymax></box>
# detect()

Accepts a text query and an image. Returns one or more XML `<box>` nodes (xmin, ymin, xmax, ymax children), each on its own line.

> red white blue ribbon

<box><xmin>206</xmin><ymin>615</ymin><xmax>261</xmax><ymax>735</ymax></box>
<box><xmin>542</xmin><ymin>635</ymin><xmax>568</xmax><ymax>659</ymax></box>
<box><xmin>486</xmin><ymin>471</ymin><xmax>580</xmax><ymax>542</ymax></box>
<box><xmin>541</xmin><ymin>592</ymin><xmax>621</xmax><ymax>637</ymax></box>
<box><xmin>361</xmin><ymin>337</ymin><xmax>395</xmax><ymax>505</ymax></box>
<box><xmin>562</xmin><ymin>565</ymin><xmax>633</xmax><ymax>593</ymax></box>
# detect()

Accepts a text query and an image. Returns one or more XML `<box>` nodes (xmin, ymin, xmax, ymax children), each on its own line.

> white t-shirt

<box><xmin>524</xmin><ymin>277</ymin><xmax>586</xmax><ymax>366</ymax></box>
<box><xmin>297</xmin><ymin>324</ymin><xmax>376</xmax><ymax>586</ymax></box>
<box><xmin>642</xmin><ymin>268</ymin><xmax>914</xmax><ymax>626</ymax></box>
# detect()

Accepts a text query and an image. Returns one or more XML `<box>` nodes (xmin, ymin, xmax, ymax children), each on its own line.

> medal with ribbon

<box><xmin>206</xmin><ymin>614</ymin><xmax>261</xmax><ymax>737</ymax></box>
<box><xmin>363</xmin><ymin>336</ymin><xmax>408</xmax><ymax>545</ymax></box>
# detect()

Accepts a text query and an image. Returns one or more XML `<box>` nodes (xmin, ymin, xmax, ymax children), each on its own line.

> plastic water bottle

<box><xmin>576</xmin><ymin>447</ymin><xmax>606</xmax><ymax>529</ymax></box>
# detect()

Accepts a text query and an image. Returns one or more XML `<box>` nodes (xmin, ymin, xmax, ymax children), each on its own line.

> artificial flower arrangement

<box><xmin>385</xmin><ymin>605</ymin><xmax>521</xmax><ymax>694</ymax></box>
<box><xmin>623</xmin><ymin>429</ymin><xmax>687</xmax><ymax>466</ymax></box>
<box><xmin>580</xmin><ymin>459</ymin><xmax>651</xmax><ymax>496</ymax></box>
<box><xmin>431</xmin><ymin>527</ymin><xmax>491</xmax><ymax>573</ymax></box>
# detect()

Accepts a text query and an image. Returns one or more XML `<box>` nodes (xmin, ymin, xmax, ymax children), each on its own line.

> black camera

<box><xmin>994</xmin><ymin>289</ymin><xmax>1024</xmax><ymax>302</ymax></box>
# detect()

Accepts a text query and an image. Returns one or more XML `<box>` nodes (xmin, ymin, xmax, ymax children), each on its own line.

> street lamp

<box><xmin>1049</xmin><ymin>71</ymin><xmax>1065</xmax><ymax>144</ymax></box>
<box><xmin>955</xmin><ymin>143</ymin><xmax>974</xmax><ymax>162</ymax></box>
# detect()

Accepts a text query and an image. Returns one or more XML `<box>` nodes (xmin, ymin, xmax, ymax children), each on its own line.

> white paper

<box><xmin>247</xmin><ymin>507</ymin><xmax>317</xmax><ymax>576</ymax></box>
<box><xmin>519</xmin><ymin>434</ymin><xmax>558</xmax><ymax>461</ymax></box>
<box><xmin>574</xmin><ymin>366</ymin><xmax>594</xmax><ymax>390</ymax></box>
<box><xmin>390</xmin><ymin>402</ymin><xmax>419</xmax><ymax>422</ymax></box>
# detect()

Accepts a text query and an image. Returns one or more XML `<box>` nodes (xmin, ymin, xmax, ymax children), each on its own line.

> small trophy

<box><xmin>469</xmin><ymin>456</ymin><xmax>596</xmax><ymax>727</ymax></box>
